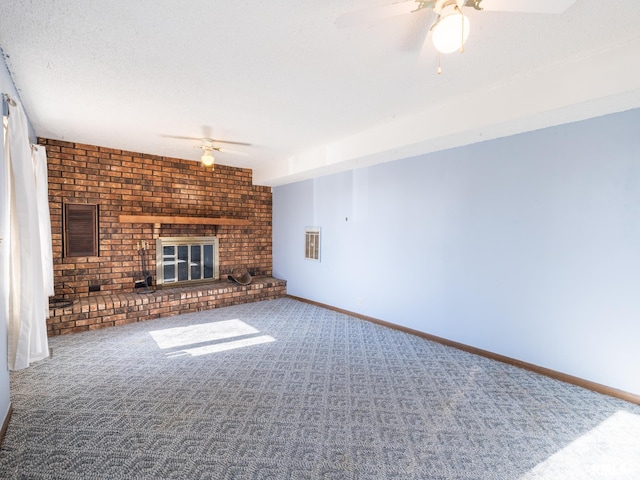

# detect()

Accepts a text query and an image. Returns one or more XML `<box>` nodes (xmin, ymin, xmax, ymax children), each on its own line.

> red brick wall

<box><xmin>42</xmin><ymin>138</ymin><xmax>272</xmax><ymax>298</ymax></box>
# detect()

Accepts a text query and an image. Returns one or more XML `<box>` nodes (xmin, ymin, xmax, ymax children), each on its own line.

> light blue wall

<box><xmin>273</xmin><ymin>108</ymin><xmax>640</xmax><ymax>396</ymax></box>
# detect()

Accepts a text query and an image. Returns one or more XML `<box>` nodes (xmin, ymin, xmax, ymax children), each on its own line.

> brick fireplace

<box><xmin>43</xmin><ymin>138</ymin><xmax>283</xmax><ymax>335</ymax></box>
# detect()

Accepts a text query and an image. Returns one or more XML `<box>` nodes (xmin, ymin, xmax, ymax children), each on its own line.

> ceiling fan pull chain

<box><xmin>437</xmin><ymin>52</ymin><xmax>442</xmax><ymax>75</ymax></box>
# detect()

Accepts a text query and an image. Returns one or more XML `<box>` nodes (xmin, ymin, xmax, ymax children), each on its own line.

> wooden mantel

<box><xmin>118</xmin><ymin>215</ymin><xmax>250</xmax><ymax>226</ymax></box>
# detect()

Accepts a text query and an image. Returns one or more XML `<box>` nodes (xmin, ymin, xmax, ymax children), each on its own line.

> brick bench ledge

<box><xmin>47</xmin><ymin>276</ymin><xmax>287</xmax><ymax>336</ymax></box>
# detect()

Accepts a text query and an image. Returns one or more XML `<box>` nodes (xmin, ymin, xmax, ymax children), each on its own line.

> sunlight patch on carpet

<box><xmin>520</xmin><ymin>409</ymin><xmax>640</xmax><ymax>479</ymax></box>
<box><xmin>149</xmin><ymin>319</ymin><xmax>276</xmax><ymax>357</ymax></box>
<box><xmin>149</xmin><ymin>319</ymin><xmax>260</xmax><ymax>349</ymax></box>
<box><xmin>166</xmin><ymin>335</ymin><xmax>276</xmax><ymax>357</ymax></box>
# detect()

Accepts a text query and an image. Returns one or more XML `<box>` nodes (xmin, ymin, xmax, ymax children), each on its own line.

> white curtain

<box><xmin>5</xmin><ymin>96</ymin><xmax>50</xmax><ymax>370</ymax></box>
<box><xmin>32</xmin><ymin>144</ymin><xmax>55</xmax><ymax>300</ymax></box>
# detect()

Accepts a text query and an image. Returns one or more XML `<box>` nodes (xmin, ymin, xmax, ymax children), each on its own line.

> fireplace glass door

<box><xmin>157</xmin><ymin>237</ymin><xmax>219</xmax><ymax>287</ymax></box>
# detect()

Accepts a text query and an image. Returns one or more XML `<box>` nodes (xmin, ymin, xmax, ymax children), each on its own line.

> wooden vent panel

<box><xmin>64</xmin><ymin>203</ymin><xmax>98</xmax><ymax>257</ymax></box>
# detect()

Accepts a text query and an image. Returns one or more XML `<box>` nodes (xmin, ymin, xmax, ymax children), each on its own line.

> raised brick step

<box><xmin>47</xmin><ymin>277</ymin><xmax>286</xmax><ymax>336</ymax></box>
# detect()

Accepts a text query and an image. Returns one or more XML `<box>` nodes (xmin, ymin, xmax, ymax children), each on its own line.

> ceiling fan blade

<box><xmin>160</xmin><ymin>134</ymin><xmax>202</xmax><ymax>141</ymax></box>
<box><xmin>161</xmin><ymin>135</ymin><xmax>251</xmax><ymax>146</ymax></box>
<box><xmin>335</xmin><ymin>0</ymin><xmax>422</xmax><ymax>28</ymax></box>
<box><xmin>208</xmin><ymin>138</ymin><xmax>252</xmax><ymax>147</ymax></box>
<box><xmin>215</xmin><ymin>147</ymin><xmax>249</xmax><ymax>156</ymax></box>
<box><xmin>472</xmin><ymin>0</ymin><xmax>575</xmax><ymax>14</ymax></box>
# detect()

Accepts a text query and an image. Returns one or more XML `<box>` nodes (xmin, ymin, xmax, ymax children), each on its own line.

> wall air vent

<box><xmin>304</xmin><ymin>227</ymin><xmax>320</xmax><ymax>261</ymax></box>
<box><xmin>64</xmin><ymin>203</ymin><xmax>99</xmax><ymax>257</ymax></box>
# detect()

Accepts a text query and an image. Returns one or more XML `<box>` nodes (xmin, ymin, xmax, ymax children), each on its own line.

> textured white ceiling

<box><xmin>1</xmin><ymin>0</ymin><xmax>639</xmax><ymax>185</ymax></box>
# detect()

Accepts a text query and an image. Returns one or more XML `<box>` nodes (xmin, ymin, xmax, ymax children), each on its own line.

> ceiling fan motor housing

<box><xmin>434</xmin><ymin>0</ymin><xmax>465</xmax><ymax>15</ymax></box>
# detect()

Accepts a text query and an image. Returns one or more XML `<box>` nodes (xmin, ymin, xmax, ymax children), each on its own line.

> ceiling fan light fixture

<box><xmin>432</xmin><ymin>4</ymin><xmax>470</xmax><ymax>54</ymax></box>
<box><xmin>200</xmin><ymin>151</ymin><xmax>215</xmax><ymax>168</ymax></box>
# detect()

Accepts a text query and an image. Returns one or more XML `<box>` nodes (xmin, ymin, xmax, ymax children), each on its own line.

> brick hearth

<box><xmin>48</xmin><ymin>277</ymin><xmax>286</xmax><ymax>336</ymax></box>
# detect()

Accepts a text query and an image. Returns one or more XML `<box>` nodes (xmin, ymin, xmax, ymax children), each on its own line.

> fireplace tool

<box><xmin>135</xmin><ymin>240</ymin><xmax>155</xmax><ymax>293</ymax></box>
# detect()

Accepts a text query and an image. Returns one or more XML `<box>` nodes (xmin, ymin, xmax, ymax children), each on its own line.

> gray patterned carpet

<box><xmin>1</xmin><ymin>297</ymin><xmax>639</xmax><ymax>479</ymax></box>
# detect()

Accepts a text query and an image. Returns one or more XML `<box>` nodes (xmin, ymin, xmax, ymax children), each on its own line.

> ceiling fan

<box><xmin>161</xmin><ymin>134</ymin><xmax>251</xmax><ymax>169</ymax></box>
<box><xmin>337</xmin><ymin>0</ymin><xmax>575</xmax><ymax>68</ymax></box>
<box><xmin>195</xmin><ymin>138</ymin><xmax>249</xmax><ymax>170</ymax></box>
